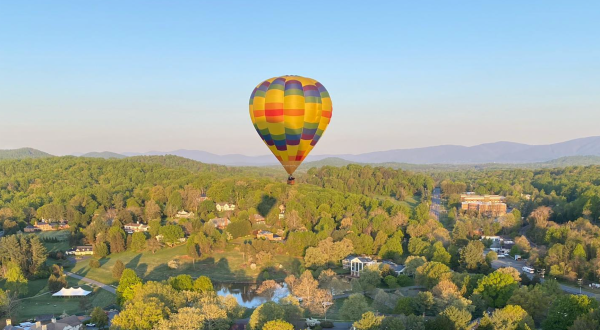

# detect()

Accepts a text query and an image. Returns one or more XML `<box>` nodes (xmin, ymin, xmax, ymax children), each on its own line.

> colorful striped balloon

<box><xmin>249</xmin><ymin>75</ymin><xmax>332</xmax><ymax>176</ymax></box>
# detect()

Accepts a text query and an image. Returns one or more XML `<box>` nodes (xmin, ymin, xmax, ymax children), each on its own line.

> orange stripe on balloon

<box><xmin>284</xmin><ymin>109</ymin><xmax>305</xmax><ymax>116</ymax></box>
<box><xmin>265</xmin><ymin>109</ymin><xmax>284</xmax><ymax>117</ymax></box>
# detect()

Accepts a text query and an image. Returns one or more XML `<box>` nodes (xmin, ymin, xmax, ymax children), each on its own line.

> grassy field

<box><xmin>34</xmin><ymin>230</ymin><xmax>71</xmax><ymax>252</ymax></box>
<box><xmin>376</xmin><ymin>194</ymin><xmax>421</xmax><ymax>209</ymax></box>
<box><xmin>14</xmin><ymin>276</ymin><xmax>115</xmax><ymax>322</ymax></box>
<box><xmin>70</xmin><ymin>242</ymin><xmax>300</xmax><ymax>285</ymax></box>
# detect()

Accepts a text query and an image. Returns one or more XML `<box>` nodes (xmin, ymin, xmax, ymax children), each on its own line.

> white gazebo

<box><xmin>52</xmin><ymin>287</ymin><xmax>91</xmax><ymax>297</ymax></box>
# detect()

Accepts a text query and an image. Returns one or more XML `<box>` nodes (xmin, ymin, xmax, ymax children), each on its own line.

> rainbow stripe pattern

<box><xmin>249</xmin><ymin>75</ymin><xmax>332</xmax><ymax>175</ymax></box>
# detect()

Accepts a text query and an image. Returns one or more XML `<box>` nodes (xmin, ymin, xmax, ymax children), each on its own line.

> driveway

<box><xmin>65</xmin><ymin>271</ymin><xmax>116</xmax><ymax>294</ymax></box>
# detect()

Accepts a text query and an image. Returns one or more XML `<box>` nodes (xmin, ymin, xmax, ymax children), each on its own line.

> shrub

<box><xmin>320</xmin><ymin>320</ymin><xmax>334</xmax><ymax>328</ymax></box>
<box><xmin>89</xmin><ymin>259</ymin><xmax>101</xmax><ymax>268</ymax></box>
<box><xmin>397</xmin><ymin>274</ymin><xmax>413</xmax><ymax>287</ymax></box>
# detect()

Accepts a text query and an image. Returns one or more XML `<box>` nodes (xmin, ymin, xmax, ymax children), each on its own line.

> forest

<box><xmin>1</xmin><ymin>157</ymin><xmax>600</xmax><ymax>329</ymax></box>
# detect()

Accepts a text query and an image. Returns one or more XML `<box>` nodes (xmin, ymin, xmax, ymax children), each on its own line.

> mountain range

<box><xmin>123</xmin><ymin>136</ymin><xmax>600</xmax><ymax>165</ymax></box>
<box><xmin>3</xmin><ymin>136</ymin><xmax>600</xmax><ymax>167</ymax></box>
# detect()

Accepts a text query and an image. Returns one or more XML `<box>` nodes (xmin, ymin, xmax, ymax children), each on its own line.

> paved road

<box><xmin>65</xmin><ymin>271</ymin><xmax>116</xmax><ymax>294</ymax></box>
<box><xmin>430</xmin><ymin>188</ymin><xmax>445</xmax><ymax>220</ymax></box>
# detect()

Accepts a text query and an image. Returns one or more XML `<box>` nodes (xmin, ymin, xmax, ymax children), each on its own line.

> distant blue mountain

<box><xmin>121</xmin><ymin>136</ymin><xmax>600</xmax><ymax>165</ymax></box>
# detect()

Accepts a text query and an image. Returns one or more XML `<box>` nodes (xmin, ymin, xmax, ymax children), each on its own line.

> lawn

<box><xmin>70</xmin><ymin>243</ymin><xmax>300</xmax><ymax>285</ymax></box>
<box><xmin>34</xmin><ymin>230</ymin><xmax>71</xmax><ymax>253</ymax></box>
<box><xmin>14</xmin><ymin>276</ymin><xmax>115</xmax><ymax>322</ymax></box>
<box><xmin>375</xmin><ymin>195</ymin><xmax>421</xmax><ymax>210</ymax></box>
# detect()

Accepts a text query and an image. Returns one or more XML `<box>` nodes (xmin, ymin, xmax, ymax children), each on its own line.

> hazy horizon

<box><xmin>2</xmin><ymin>1</ymin><xmax>599</xmax><ymax>156</ymax></box>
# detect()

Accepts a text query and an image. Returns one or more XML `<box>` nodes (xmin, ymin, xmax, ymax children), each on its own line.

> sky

<box><xmin>1</xmin><ymin>1</ymin><xmax>599</xmax><ymax>156</ymax></box>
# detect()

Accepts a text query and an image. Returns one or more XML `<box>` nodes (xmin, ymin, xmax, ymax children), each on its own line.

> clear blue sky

<box><xmin>1</xmin><ymin>1</ymin><xmax>599</xmax><ymax>155</ymax></box>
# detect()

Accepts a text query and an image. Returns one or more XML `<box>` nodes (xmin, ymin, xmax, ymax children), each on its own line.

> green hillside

<box><xmin>0</xmin><ymin>147</ymin><xmax>53</xmax><ymax>160</ymax></box>
<box><xmin>80</xmin><ymin>151</ymin><xmax>127</xmax><ymax>159</ymax></box>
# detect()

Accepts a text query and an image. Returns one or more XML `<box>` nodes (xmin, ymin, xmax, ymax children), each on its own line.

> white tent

<box><xmin>52</xmin><ymin>287</ymin><xmax>91</xmax><ymax>297</ymax></box>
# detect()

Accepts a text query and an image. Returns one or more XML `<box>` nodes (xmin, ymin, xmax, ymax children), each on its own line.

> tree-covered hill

<box><xmin>0</xmin><ymin>147</ymin><xmax>53</xmax><ymax>160</ymax></box>
<box><xmin>80</xmin><ymin>151</ymin><xmax>127</xmax><ymax>159</ymax></box>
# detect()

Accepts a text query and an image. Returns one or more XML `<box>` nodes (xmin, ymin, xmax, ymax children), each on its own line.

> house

<box><xmin>24</xmin><ymin>225</ymin><xmax>40</xmax><ymax>233</ymax></box>
<box><xmin>250</xmin><ymin>214</ymin><xmax>266</xmax><ymax>225</ymax></box>
<box><xmin>380</xmin><ymin>260</ymin><xmax>405</xmax><ymax>275</ymax></box>
<box><xmin>66</xmin><ymin>246</ymin><xmax>93</xmax><ymax>256</ymax></box>
<box><xmin>278</xmin><ymin>204</ymin><xmax>286</xmax><ymax>219</ymax></box>
<box><xmin>29</xmin><ymin>315</ymin><xmax>83</xmax><ymax>330</ymax></box>
<box><xmin>175</xmin><ymin>210</ymin><xmax>195</xmax><ymax>219</ymax></box>
<box><xmin>342</xmin><ymin>255</ymin><xmax>356</xmax><ymax>269</ymax></box>
<box><xmin>124</xmin><ymin>222</ymin><xmax>149</xmax><ymax>234</ymax></box>
<box><xmin>3</xmin><ymin>319</ymin><xmax>24</xmax><ymax>330</ymax></box>
<box><xmin>350</xmin><ymin>257</ymin><xmax>378</xmax><ymax>277</ymax></box>
<box><xmin>35</xmin><ymin>222</ymin><xmax>58</xmax><ymax>231</ymax></box>
<box><xmin>209</xmin><ymin>217</ymin><xmax>231</xmax><ymax>230</ymax></box>
<box><xmin>256</xmin><ymin>230</ymin><xmax>283</xmax><ymax>242</ymax></box>
<box><xmin>198</xmin><ymin>193</ymin><xmax>210</xmax><ymax>202</ymax></box>
<box><xmin>216</xmin><ymin>203</ymin><xmax>235</xmax><ymax>212</ymax></box>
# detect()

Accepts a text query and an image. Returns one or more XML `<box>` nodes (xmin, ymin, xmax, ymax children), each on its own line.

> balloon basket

<box><xmin>287</xmin><ymin>176</ymin><xmax>295</xmax><ymax>185</ymax></box>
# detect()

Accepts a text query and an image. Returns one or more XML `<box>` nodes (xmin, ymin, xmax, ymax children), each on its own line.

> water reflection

<box><xmin>215</xmin><ymin>282</ymin><xmax>290</xmax><ymax>308</ymax></box>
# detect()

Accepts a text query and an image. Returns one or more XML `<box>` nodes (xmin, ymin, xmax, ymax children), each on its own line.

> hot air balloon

<box><xmin>249</xmin><ymin>75</ymin><xmax>332</xmax><ymax>185</ymax></box>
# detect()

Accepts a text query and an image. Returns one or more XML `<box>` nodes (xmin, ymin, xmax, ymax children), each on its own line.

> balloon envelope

<box><xmin>249</xmin><ymin>75</ymin><xmax>332</xmax><ymax>175</ymax></box>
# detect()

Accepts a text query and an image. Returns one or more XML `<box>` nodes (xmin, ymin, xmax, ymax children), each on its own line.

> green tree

<box><xmin>340</xmin><ymin>294</ymin><xmax>372</xmax><ymax>321</ymax></box>
<box><xmin>480</xmin><ymin>305</ymin><xmax>534</xmax><ymax>330</ymax></box>
<box><xmin>248</xmin><ymin>302</ymin><xmax>285</xmax><ymax>330</ymax></box>
<box><xmin>94</xmin><ymin>242</ymin><xmax>109</xmax><ymax>258</ymax></box>
<box><xmin>159</xmin><ymin>224</ymin><xmax>184</xmax><ymax>246</ymax></box>
<box><xmin>460</xmin><ymin>240</ymin><xmax>485</xmax><ymax>271</ymax></box>
<box><xmin>117</xmin><ymin>269</ymin><xmax>142</xmax><ymax>305</ymax></box>
<box><xmin>91</xmin><ymin>306</ymin><xmax>109</xmax><ymax>329</ymax></box>
<box><xmin>430</xmin><ymin>242</ymin><xmax>451</xmax><ymax>266</ymax></box>
<box><xmin>381</xmin><ymin>317</ymin><xmax>406</xmax><ymax>330</ymax></box>
<box><xmin>263</xmin><ymin>320</ymin><xmax>294</xmax><ymax>330</ymax></box>
<box><xmin>474</xmin><ymin>271</ymin><xmax>518</xmax><ymax>308</ymax></box>
<box><xmin>193</xmin><ymin>276</ymin><xmax>214</xmax><ymax>293</ymax></box>
<box><xmin>111</xmin><ymin>298</ymin><xmax>167</xmax><ymax>330</ymax></box>
<box><xmin>354</xmin><ymin>311</ymin><xmax>385</xmax><ymax>330</ymax></box>
<box><xmin>416</xmin><ymin>262</ymin><xmax>451</xmax><ymax>288</ymax></box>
<box><xmin>379</xmin><ymin>231</ymin><xmax>404</xmax><ymax>261</ymax></box>
<box><xmin>439</xmin><ymin>306</ymin><xmax>472</xmax><ymax>330</ymax></box>
<box><xmin>169</xmin><ymin>274</ymin><xmax>193</xmax><ymax>291</ymax></box>
<box><xmin>130</xmin><ymin>232</ymin><xmax>147</xmax><ymax>252</ymax></box>
<box><xmin>5</xmin><ymin>262</ymin><xmax>27</xmax><ymax>296</ymax></box>
<box><xmin>542</xmin><ymin>294</ymin><xmax>598</xmax><ymax>330</ymax></box>
<box><xmin>113</xmin><ymin>260</ymin><xmax>125</xmax><ymax>279</ymax></box>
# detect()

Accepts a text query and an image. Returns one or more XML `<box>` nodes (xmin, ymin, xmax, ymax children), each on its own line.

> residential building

<box><xmin>342</xmin><ymin>255</ymin><xmax>356</xmax><ymax>269</ymax></box>
<box><xmin>250</xmin><ymin>214</ymin><xmax>266</xmax><ymax>225</ymax></box>
<box><xmin>350</xmin><ymin>256</ymin><xmax>378</xmax><ymax>277</ymax></box>
<box><xmin>460</xmin><ymin>193</ymin><xmax>507</xmax><ymax>216</ymax></box>
<box><xmin>209</xmin><ymin>217</ymin><xmax>231</xmax><ymax>230</ymax></box>
<box><xmin>216</xmin><ymin>203</ymin><xmax>235</xmax><ymax>212</ymax></box>
<box><xmin>29</xmin><ymin>315</ymin><xmax>83</xmax><ymax>330</ymax></box>
<box><xmin>380</xmin><ymin>260</ymin><xmax>405</xmax><ymax>275</ymax></box>
<box><xmin>278</xmin><ymin>204</ymin><xmax>286</xmax><ymax>220</ymax></box>
<box><xmin>124</xmin><ymin>222</ymin><xmax>149</xmax><ymax>234</ymax></box>
<box><xmin>198</xmin><ymin>193</ymin><xmax>210</xmax><ymax>202</ymax></box>
<box><xmin>66</xmin><ymin>246</ymin><xmax>93</xmax><ymax>256</ymax></box>
<box><xmin>24</xmin><ymin>225</ymin><xmax>40</xmax><ymax>233</ymax></box>
<box><xmin>175</xmin><ymin>210</ymin><xmax>195</xmax><ymax>219</ymax></box>
<box><xmin>256</xmin><ymin>230</ymin><xmax>283</xmax><ymax>242</ymax></box>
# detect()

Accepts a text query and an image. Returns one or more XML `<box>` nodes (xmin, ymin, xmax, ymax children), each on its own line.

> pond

<box><xmin>215</xmin><ymin>282</ymin><xmax>291</xmax><ymax>308</ymax></box>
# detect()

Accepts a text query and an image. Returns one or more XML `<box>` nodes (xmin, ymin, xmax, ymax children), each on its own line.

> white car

<box><xmin>497</xmin><ymin>254</ymin><xmax>506</xmax><ymax>258</ymax></box>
